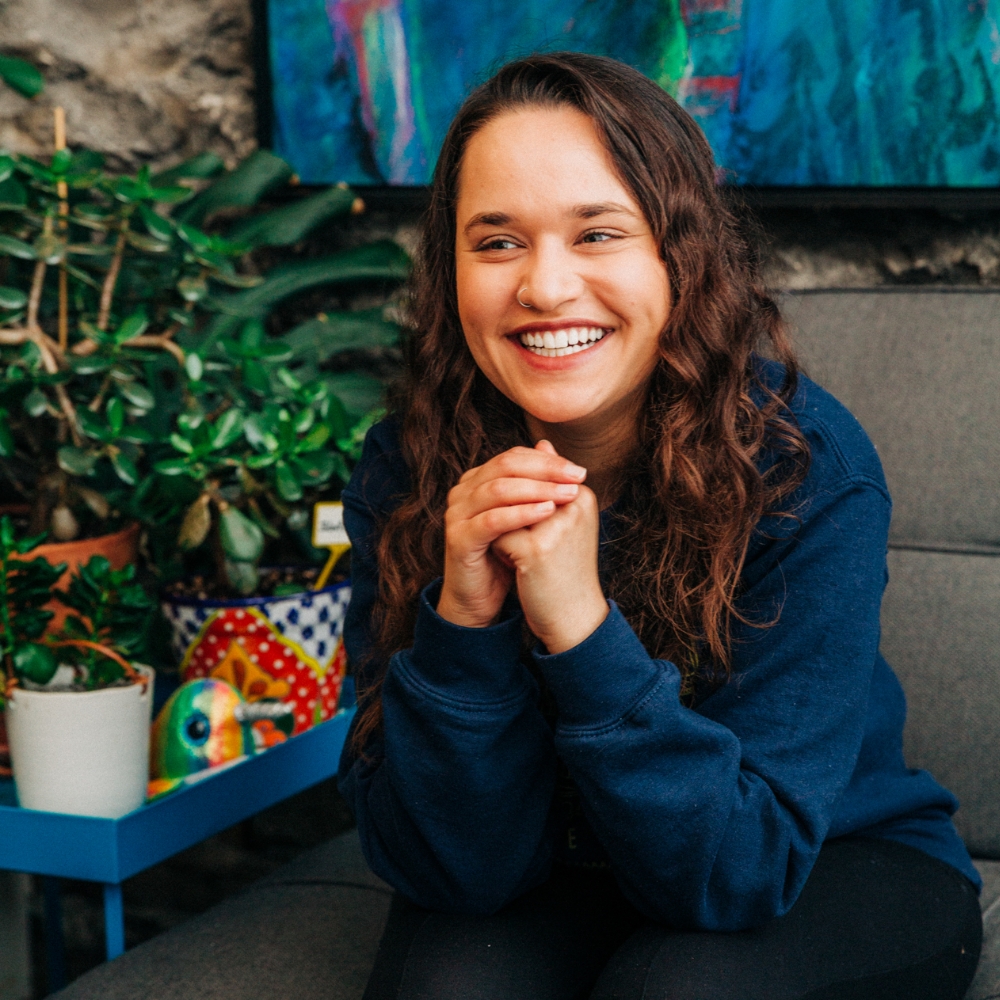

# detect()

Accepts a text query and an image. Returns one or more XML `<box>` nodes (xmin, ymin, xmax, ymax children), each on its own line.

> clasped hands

<box><xmin>436</xmin><ymin>440</ymin><xmax>609</xmax><ymax>654</ymax></box>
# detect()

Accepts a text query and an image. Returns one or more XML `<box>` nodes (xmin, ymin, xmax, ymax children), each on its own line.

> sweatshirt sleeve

<box><xmin>337</xmin><ymin>428</ymin><xmax>557</xmax><ymax>912</ymax></box>
<box><xmin>533</xmin><ymin>473</ymin><xmax>892</xmax><ymax>931</ymax></box>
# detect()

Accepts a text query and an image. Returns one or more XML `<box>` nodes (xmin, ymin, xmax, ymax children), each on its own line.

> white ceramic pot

<box><xmin>5</xmin><ymin>666</ymin><xmax>154</xmax><ymax>818</ymax></box>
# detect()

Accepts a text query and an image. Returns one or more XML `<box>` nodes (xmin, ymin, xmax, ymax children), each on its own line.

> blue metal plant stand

<box><xmin>0</xmin><ymin>703</ymin><xmax>355</xmax><ymax>990</ymax></box>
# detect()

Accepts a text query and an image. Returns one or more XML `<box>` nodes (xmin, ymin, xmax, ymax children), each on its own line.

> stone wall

<box><xmin>3</xmin><ymin>0</ymin><xmax>1000</xmax><ymax>290</ymax></box>
<box><xmin>0</xmin><ymin>0</ymin><xmax>256</xmax><ymax>171</ymax></box>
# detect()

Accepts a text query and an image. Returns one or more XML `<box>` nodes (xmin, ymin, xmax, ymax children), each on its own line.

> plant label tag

<box><xmin>313</xmin><ymin>502</ymin><xmax>349</xmax><ymax>548</ymax></box>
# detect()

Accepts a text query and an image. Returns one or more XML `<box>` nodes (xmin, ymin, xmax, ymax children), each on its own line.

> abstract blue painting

<box><xmin>268</xmin><ymin>0</ymin><xmax>1000</xmax><ymax>186</ymax></box>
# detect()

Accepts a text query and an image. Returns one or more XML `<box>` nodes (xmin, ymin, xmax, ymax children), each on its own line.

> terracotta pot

<box><xmin>13</xmin><ymin>522</ymin><xmax>141</xmax><ymax>631</ymax></box>
<box><xmin>161</xmin><ymin>579</ymin><xmax>351</xmax><ymax>735</ymax></box>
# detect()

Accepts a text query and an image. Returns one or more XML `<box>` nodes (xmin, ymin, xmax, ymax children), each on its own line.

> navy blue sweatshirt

<box><xmin>337</xmin><ymin>365</ymin><xmax>979</xmax><ymax>931</ymax></box>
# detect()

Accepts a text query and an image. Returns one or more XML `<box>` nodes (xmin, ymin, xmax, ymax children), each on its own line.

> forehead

<box><xmin>456</xmin><ymin>105</ymin><xmax>636</xmax><ymax>217</ymax></box>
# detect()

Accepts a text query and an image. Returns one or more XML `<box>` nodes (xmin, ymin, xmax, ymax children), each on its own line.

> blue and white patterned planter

<box><xmin>161</xmin><ymin>579</ymin><xmax>351</xmax><ymax>734</ymax></box>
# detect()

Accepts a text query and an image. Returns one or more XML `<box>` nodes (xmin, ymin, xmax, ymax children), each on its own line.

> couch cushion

<box><xmin>54</xmin><ymin>829</ymin><xmax>391</xmax><ymax>1000</ymax></box>
<box><xmin>965</xmin><ymin>859</ymin><xmax>1000</xmax><ymax>1000</ymax></box>
<box><xmin>783</xmin><ymin>289</ymin><xmax>1000</xmax><ymax>546</ymax></box>
<box><xmin>881</xmin><ymin>545</ymin><xmax>1000</xmax><ymax>858</ymax></box>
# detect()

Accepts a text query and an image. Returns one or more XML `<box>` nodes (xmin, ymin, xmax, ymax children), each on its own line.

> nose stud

<box><xmin>517</xmin><ymin>287</ymin><xmax>533</xmax><ymax>309</ymax></box>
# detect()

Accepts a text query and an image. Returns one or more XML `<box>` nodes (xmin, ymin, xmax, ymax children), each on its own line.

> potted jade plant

<box><xmin>0</xmin><ymin>120</ymin><xmax>409</xmax><ymax>703</ymax></box>
<box><xmin>0</xmin><ymin>515</ymin><xmax>157</xmax><ymax>817</ymax></box>
<box><xmin>0</xmin><ymin>136</ymin><xmax>404</xmax><ymax>558</ymax></box>
<box><xmin>154</xmin><ymin>344</ymin><xmax>383</xmax><ymax>735</ymax></box>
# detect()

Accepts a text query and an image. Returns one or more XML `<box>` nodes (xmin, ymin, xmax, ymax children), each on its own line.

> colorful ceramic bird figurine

<box><xmin>147</xmin><ymin>678</ymin><xmax>291</xmax><ymax>800</ymax></box>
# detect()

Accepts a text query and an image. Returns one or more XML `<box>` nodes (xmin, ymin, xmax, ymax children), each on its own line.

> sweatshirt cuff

<box><xmin>532</xmin><ymin>601</ymin><xmax>663</xmax><ymax>728</ymax></box>
<box><xmin>407</xmin><ymin>579</ymin><xmax>529</xmax><ymax>701</ymax></box>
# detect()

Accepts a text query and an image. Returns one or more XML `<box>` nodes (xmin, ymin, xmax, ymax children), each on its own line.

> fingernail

<box><xmin>555</xmin><ymin>484</ymin><xmax>579</xmax><ymax>497</ymax></box>
<box><xmin>567</xmin><ymin>464</ymin><xmax>586</xmax><ymax>478</ymax></box>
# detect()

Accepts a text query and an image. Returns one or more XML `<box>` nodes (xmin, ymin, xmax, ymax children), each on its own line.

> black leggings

<box><xmin>362</xmin><ymin>837</ymin><xmax>982</xmax><ymax>1000</ymax></box>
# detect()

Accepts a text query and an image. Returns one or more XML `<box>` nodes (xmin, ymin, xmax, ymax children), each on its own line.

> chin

<box><xmin>520</xmin><ymin>398</ymin><xmax>601</xmax><ymax>426</ymax></box>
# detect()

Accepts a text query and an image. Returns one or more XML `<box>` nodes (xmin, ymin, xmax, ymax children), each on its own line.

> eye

<box><xmin>476</xmin><ymin>237</ymin><xmax>519</xmax><ymax>252</ymax></box>
<box><xmin>184</xmin><ymin>710</ymin><xmax>211</xmax><ymax>746</ymax></box>
<box><xmin>580</xmin><ymin>230</ymin><xmax>616</xmax><ymax>244</ymax></box>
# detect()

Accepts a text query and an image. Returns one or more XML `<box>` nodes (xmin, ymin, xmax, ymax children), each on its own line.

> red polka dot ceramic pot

<box><xmin>161</xmin><ymin>581</ymin><xmax>351</xmax><ymax>734</ymax></box>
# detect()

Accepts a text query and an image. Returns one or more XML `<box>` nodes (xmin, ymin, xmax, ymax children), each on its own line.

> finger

<box><xmin>535</xmin><ymin>439</ymin><xmax>558</xmax><ymax>456</ymax></box>
<box><xmin>455</xmin><ymin>477</ymin><xmax>579</xmax><ymax>521</ymax></box>
<box><xmin>462</xmin><ymin>501</ymin><xmax>558</xmax><ymax>549</ymax></box>
<box><xmin>471</xmin><ymin>447</ymin><xmax>586</xmax><ymax>486</ymax></box>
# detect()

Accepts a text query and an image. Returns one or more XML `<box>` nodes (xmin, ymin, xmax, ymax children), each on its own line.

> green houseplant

<box><xmin>0</xmin><ymin>514</ymin><xmax>158</xmax><ymax>816</ymax></box>
<box><xmin>0</xmin><ymin>143</ymin><xmax>406</xmax><ymax>558</ymax></box>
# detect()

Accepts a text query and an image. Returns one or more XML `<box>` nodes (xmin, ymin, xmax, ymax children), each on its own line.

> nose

<box><xmin>520</xmin><ymin>237</ymin><xmax>584</xmax><ymax>313</ymax></box>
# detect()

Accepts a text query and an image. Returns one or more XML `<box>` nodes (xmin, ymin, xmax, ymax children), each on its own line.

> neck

<box><xmin>524</xmin><ymin>393</ymin><xmax>642</xmax><ymax>509</ymax></box>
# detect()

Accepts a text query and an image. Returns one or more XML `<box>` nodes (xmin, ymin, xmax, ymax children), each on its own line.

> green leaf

<box><xmin>323</xmin><ymin>372</ymin><xmax>385</xmax><ymax>419</ymax></box>
<box><xmin>149</xmin><ymin>185</ymin><xmax>193</xmax><ymax>204</ymax></box>
<box><xmin>0</xmin><ymin>286</ymin><xmax>26</xmax><ymax>310</ymax></box>
<box><xmin>169</xmin><ymin>432</ymin><xmax>194</xmax><ymax>454</ymax></box>
<box><xmin>177</xmin><ymin>223</ymin><xmax>212</xmax><ymax>252</ymax></box>
<box><xmin>0</xmin><ymin>408</ymin><xmax>14</xmax><ymax>457</ymax></box>
<box><xmin>185</xmin><ymin>353</ymin><xmax>204</xmax><ymax>381</ymax></box>
<box><xmin>22</xmin><ymin>387</ymin><xmax>47</xmax><ymax>418</ymax></box>
<box><xmin>293</xmin><ymin>450</ymin><xmax>337</xmax><ymax>485</ymax></box>
<box><xmin>240</xmin><ymin>318</ymin><xmax>265</xmax><ymax>351</ymax></box>
<box><xmin>293</xmin><ymin>407</ymin><xmax>314</xmax><ymax>435</ymax></box>
<box><xmin>50</xmin><ymin>148</ymin><xmax>73</xmax><ymax>176</ymax></box>
<box><xmin>106</xmin><ymin>396</ymin><xmax>124</xmax><ymax>436</ymax></box>
<box><xmin>13</xmin><ymin>643</ymin><xmax>58</xmax><ymax>684</ymax></box>
<box><xmin>243</xmin><ymin>358</ymin><xmax>270</xmax><ymax>394</ymax></box>
<box><xmin>175</xmin><ymin>149</ymin><xmax>293</xmax><ymax>226</ymax></box>
<box><xmin>0</xmin><ymin>176</ymin><xmax>27</xmax><ymax>208</ymax></box>
<box><xmin>115</xmin><ymin>310</ymin><xmax>149</xmax><ymax>343</ymax></box>
<box><xmin>151</xmin><ymin>152</ymin><xmax>224</xmax><ymax>186</ymax></box>
<box><xmin>153</xmin><ymin>457</ymin><xmax>189</xmax><ymax>476</ymax></box>
<box><xmin>0</xmin><ymin>56</ymin><xmax>44</xmax><ymax>98</ymax></box>
<box><xmin>109</xmin><ymin>449</ymin><xmax>138</xmax><ymax>485</ymax></box>
<box><xmin>0</xmin><ymin>155</ymin><xmax>13</xmax><ymax>184</ymax></box>
<box><xmin>282</xmin><ymin>309</ymin><xmax>401</xmax><ymax>362</ymax></box>
<box><xmin>138</xmin><ymin>204</ymin><xmax>173</xmax><ymax>242</ymax></box>
<box><xmin>211</xmin><ymin>242</ymin><xmax>410</xmax><ymax>318</ymax></box>
<box><xmin>227</xmin><ymin>185</ymin><xmax>355</xmax><ymax>249</ymax></box>
<box><xmin>224</xmin><ymin>559</ymin><xmax>259</xmax><ymax>596</ymax></box>
<box><xmin>274</xmin><ymin>460</ymin><xmax>303</xmax><ymax>501</ymax></box>
<box><xmin>210</xmin><ymin>408</ymin><xmax>244</xmax><ymax>449</ymax></box>
<box><xmin>57</xmin><ymin>446</ymin><xmax>97</xmax><ymax>476</ymax></box>
<box><xmin>0</xmin><ymin>234</ymin><xmax>35</xmax><ymax>260</ymax></box>
<box><xmin>125</xmin><ymin>231</ymin><xmax>171</xmax><ymax>253</ymax></box>
<box><xmin>218</xmin><ymin>506</ymin><xmax>265</xmax><ymax>562</ymax></box>
<box><xmin>296</xmin><ymin>422</ymin><xmax>330</xmax><ymax>452</ymax></box>
<box><xmin>117</xmin><ymin>381</ymin><xmax>155</xmax><ymax>410</ymax></box>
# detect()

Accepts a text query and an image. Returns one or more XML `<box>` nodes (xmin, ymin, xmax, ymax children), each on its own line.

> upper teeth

<box><xmin>519</xmin><ymin>327</ymin><xmax>606</xmax><ymax>356</ymax></box>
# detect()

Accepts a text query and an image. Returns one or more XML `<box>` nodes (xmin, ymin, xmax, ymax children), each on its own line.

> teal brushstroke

<box><xmin>269</xmin><ymin>0</ymin><xmax>1000</xmax><ymax>187</ymax></box>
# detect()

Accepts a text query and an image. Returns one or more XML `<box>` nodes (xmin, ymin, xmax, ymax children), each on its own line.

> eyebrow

<box><xmin>462</xmin><ymin>202</ymin><xmax>638</xmax><ymax>234</ymax></box>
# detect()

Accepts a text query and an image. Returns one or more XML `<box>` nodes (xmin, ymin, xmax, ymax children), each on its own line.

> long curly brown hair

<box><xmin>354</xmin><ymin>52</ymin><xmax>807</xmax><ymax>750</ymax></box>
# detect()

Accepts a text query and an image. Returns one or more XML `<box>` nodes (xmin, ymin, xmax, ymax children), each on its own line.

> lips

<box><xmin>517</xmin><ymin>326</ymin><xmax>607</xmax><ymax>358</ymax></box>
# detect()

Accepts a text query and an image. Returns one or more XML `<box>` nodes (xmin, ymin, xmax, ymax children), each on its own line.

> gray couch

<box><xmin>56</xmin><ymin>288</ymin><xmax>1000</xmax><ymax>999</ymax></box>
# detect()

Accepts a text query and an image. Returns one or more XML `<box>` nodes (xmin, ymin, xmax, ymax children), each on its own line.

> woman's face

<box><xmin>455</xmin><ymin>105</ymin><xmax>671</xmax><ymax>430</ymax></box>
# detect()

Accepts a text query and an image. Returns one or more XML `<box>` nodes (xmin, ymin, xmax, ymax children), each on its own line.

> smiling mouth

<box><xmin>517</xmin><ymin>326</ymin><xmax>608</xmax><ymax>358</ymax></box>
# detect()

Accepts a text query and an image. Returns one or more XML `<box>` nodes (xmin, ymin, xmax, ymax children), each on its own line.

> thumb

<box><xmin>535</xmin><ymin>439</ymin><xmax>558</xmax><ymax>456</ymax></box>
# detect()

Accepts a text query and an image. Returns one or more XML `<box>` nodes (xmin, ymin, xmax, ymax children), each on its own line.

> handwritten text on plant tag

<box><xmin>313</xmin><ymin>502</ymin><xmax>349</xmax><ymax>548</ymax></box>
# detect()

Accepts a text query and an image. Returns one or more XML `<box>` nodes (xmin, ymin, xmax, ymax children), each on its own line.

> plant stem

<box><xmin>127</xmin><ymin>334</ymin><xmax>185</xmax><ymax>367</ymax></box>
<box><xmin>26</xmin><ymin>259</ymin><xmax>46</xmax><ymax>333</ymax></box>
<box><xmin>97</xmin><ymin>222</ymin><xmax>129</xmax><ymax>333</ymax></box>
<box><xmin>88</xmin><ymin>375</ymin><xmax>113</xmax><ymax>413</ymax></box>
<box><xmin>55</xmin><ymin>107</ymin><xmax>69</xmax><ymax>351</ymax></box>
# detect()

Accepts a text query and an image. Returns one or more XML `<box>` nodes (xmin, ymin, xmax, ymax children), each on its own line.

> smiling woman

<box><xmin>336</xmin><ymin>53</ymin><xmax>983</xmax><ymax>1000</ymax></box>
